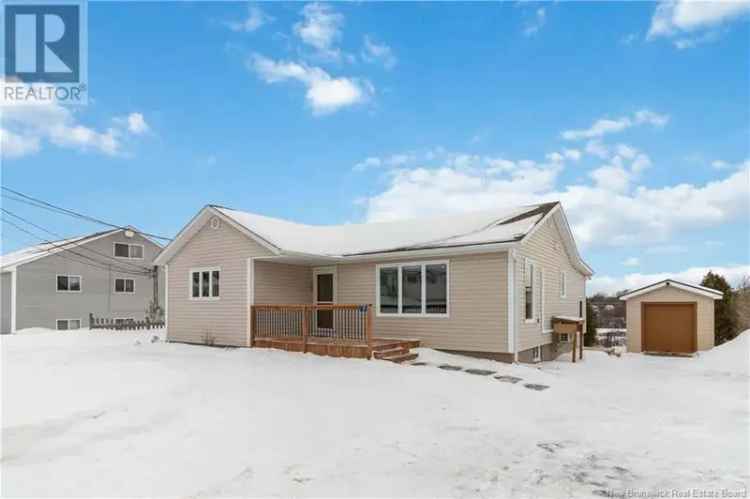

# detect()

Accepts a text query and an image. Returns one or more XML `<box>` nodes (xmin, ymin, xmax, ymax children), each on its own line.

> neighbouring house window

<box><xmin>114</xmin><ymin>278</ymin><xmax>135</xmax><ymax>293</ymax></box>
<box><xmin>114</xmin><ymin>243</ymin><xmax>144</xmax><ymax>259</ymax></box>
<box><xmin>532</xmin><ymin>345</ymin><xmax>541</xmax><ymax>362</ymax></box>
<box><xmin>524</xmin><ymin>259</ymin><xmax>535</xmax><ymax>321</ymax></box>
<box><xmin>560</xmin><ymin>271</ymin><xmax>567</xmax><ymax>298</ymax></box>
<box><xmin>57</xmin><ymin>275</ymin><xmax>81</xmax><ymax>292</ymax></box>
<box><xmin>56</xmin><ymin>319</ymin><xmax>81</xmax><ymax>330</ymax></box>
<box><xmin>190</xmin><ymin>268</ymin><xmax>220</xmax><ymax>299</ymax></box>
<box><xmin>115</xmin><ymin>318</ymin><xmax>134</xmax><ymax>326</ymax></box>
<box><xmin>377</xmin><ymin>261</ymin><xmax>449</xmax><ymax>316</ymax></box>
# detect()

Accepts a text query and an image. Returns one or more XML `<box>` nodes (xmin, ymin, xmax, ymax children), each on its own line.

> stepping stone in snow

<box><xmin>524</xmin><ymin>383</ymin><xmax>550</xmax><ymax>391</ymax></box>
<box><xmin>464</xmin><ymin>368</ymin><xmax>496</xmax><ymax>376</ymax></box>
<box><xmin>438</xmin><ymin>364</ymin><xmax>463</xmax><ymax>371</ymax></box>
<box><xmin>494</xmin><ymin>375</ymin><xmax>523</xmax><ymax>384</ymax></box>
<box><xmin>410</xmin><ymin>362</ymin><xmax>429</xmax><ymax>366</ymax></box>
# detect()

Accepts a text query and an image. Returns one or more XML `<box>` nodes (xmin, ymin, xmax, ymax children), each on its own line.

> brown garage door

<box><xmin>642</xmin><ymin>303</ymin><xmax>696</xmax><ymax>354</ymax></box>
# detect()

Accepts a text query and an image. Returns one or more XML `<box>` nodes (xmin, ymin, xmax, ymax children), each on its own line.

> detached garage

<box><xmin>619</xmin><ymin>279</ymin><xmax>723</xmax><ymax>354</ymax></box>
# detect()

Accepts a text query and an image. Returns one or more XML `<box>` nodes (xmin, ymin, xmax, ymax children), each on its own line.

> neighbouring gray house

<box><xmin>1</xmin><ymin>228</ymin><xmax>163</xmax><ymax>333</ymax></box>
<box><xmin>154</xmin><ymin>201</ymin><xmax>593</xmax><ymax>363</ymax></box>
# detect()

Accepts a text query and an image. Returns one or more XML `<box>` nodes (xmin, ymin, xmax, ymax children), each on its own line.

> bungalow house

<box><xmin>154</xmin><ymin>201</ymin><xmax>593</xmax><ymax>363</ymax></box>
<box><xmin>1</xmin><ymin>228</ymin><xmax>162</xmax><ymax>333</ymax></box>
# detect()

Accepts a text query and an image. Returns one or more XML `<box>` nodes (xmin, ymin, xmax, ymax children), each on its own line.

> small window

<box><xmin>560</xmin><ymin>271</ymin><xmax>567</xmax><ymax>298</ymax></box>
<box><xmin>56</xmin><ymin>319</ymin><xmax>81</xmax><ymax>330</ymax></box>
<box><xmin>114</xmin><ymin>318</ymin><xmax>134</xmax><ymax>326</ymax></box>
<box><xmin>114</xmin><ymin>243</ymin><xmax>144</xmax><ymax>259</ymax></box>
<box><xmin>57</xmin><ymin>275</ymin><xmax>81</xmax><ymax>292</ymax></box>
<box><xmin>559</xmin><ymin>333</ymin><xmax>570</xmax><ymax>342</ymax></box>
<box><xmin>524</xmin><ymin>259</ymin><xmax>535</xmax><ymax>321</ymax></box>
<box><xmin>532</xmin><ymin>345</ymin><xmax>541</xmax><ymax>362</ymax></box>
<box><xmin>114</xmin><ymin>278</ymin><xmax>135</xmax><ymax>293</ymax></box>
<box><xmin>190</xmin><ymin>268</ymin><xmax>220</xmax><ymax>299</ymax></box>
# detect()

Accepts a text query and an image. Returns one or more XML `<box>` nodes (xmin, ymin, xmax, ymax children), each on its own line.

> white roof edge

<box><xmin>618</xmin><ymin>279</ymin><xmax>724</xmax><ymax>301</ymax></box>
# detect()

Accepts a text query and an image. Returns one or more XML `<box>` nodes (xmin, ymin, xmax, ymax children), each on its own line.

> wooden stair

<box><xmin>372</xmin><ymin>339</ymin><xmax>420</xmax><ymax>363</ymax></box>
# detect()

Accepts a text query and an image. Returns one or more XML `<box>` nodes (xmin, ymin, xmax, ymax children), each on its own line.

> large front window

<box><xmin>377</xmin><ymin>261</ymin><xmax>448</xmax><ymax>316</ymax></box>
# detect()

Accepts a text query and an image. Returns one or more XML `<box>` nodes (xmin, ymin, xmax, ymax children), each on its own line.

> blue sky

<box><xmin>1</xmin><ymin>1</ymin><xmax>748</xmax><ymax>294</ymax></box>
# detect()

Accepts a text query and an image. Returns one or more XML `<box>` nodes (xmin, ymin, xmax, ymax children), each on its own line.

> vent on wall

<box><xmin>210</xmin><ymin>217</ymin><xmax>221</xmax><ymax>230</ymax></box>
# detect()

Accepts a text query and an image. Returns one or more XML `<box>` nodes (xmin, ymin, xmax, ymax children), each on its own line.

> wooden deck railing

<box><xmin>251</xmin><ymin>304</ymin><xmax>373</xmax><ymax>353</ymax></box>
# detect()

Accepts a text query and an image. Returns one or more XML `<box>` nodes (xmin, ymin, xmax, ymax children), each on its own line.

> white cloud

<box><xmin>523</xmin><ymin>8</ymin><xmax>546</xmax><ymax>37</ymax></box>
<box><xmin>249</xmin><ymin>54</ymin><xmax>369</xmax><ymax>114</ymax></box>
<box><xmin>648</xmin><ymin>0</ymin><xmax>750</xmax><ymax>38</ymax></box>
<box><xmin>362</xmin><ymin>35</ymin><xmax>397</xmax><ymax>70</ymax></box>
<box><xmin>125</xmin><ymin>112</ymin><xmax>149</xmax><ymax>135</ymax></box>
<box><xmin>622</xmin><ymin>257</ymin><xmax>640</xmax><ymax>267</ymax></box>
<box><xmin>712</xmin><ymin>158</ymin><xmax>749</xmax><ymax>170</ymax></box>
<box><xmin>562</xmin><ymin>109</ymin><xmax>669</xmax><ymax>141</ymax></box>
<box><xmin>547</xmin><ymin>149</ymin><xmax>582</xmax><ymax>163</ymax></box>
<box><xmin>293</xmin><ymin>2</ymin><xmax>344</xmax><ymax>60</ymax></box>
<box><xmin>585</xmin><ymin>140</ymin><xmax>610</xmax><ymax>159</ymax></box>
<box><xmin>589</xmin><ymin>264</ymin><xmax>750</xmax><ymax>296</ymax></box>
<box><xmin>0</xmin><ymin>128</ymin><xmax>40</xmax><ymax>158</ymax></box>
<box><xmin>227</xmin><ymin>5</ymin><xmax>272</xmax><ymax>33</ymax></box>
<box><xmin>360</xmin><ymin>150</ymin><xmax>749</xmax><ymax>250</ymax></box>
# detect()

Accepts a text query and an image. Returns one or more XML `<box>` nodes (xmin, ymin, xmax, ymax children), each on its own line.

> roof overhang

<box><xmin>618</xmin><ymin>279</ymin><xmax>724</xmax><ymax>301</ymax></box>
<box><xmin>520</xmin><ymin>203</ymin><xmax>594</xmax><ymax>277</ymax></box>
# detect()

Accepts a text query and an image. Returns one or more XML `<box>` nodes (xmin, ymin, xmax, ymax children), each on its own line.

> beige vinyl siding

<box><xmin>336</xmin><ymin>252</ymin><xmax>509</xmax><ymax>353</ymax></box>
<box><xmin>516</xmin><ymin>216</ymin><xmax>587</xmax><ymax>352</ymax></box>
<box><xmin>254</xmin><ymin>261</ymin><xmax>312</xmax><ymax>304</ymax></box>
<box><xmin>625</xmin><ymin>286</ymin><xmax>715</xmax><ymax>352</ymax></box>
<box><xmin>167</xmin><ymin>219</ymin><xmax>273</xmax><ymax>347</ymax></box>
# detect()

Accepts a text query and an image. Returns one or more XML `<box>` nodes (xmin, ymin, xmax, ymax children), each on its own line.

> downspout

<box><xmin>507</xmin><ymin>249</ymin><xmax>517</xmax><ymax>362</ymax></box>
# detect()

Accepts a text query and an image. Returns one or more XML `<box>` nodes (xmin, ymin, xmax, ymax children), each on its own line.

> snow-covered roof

<box><xmin>214</xmin><ymin>204</ymin><xmax>549</xmax><ymax>257</ymax></box>
<box><xmin>154</xmin><ymin>202</ymin><xmax>593</xmax><ymax>275</ymax></box>
<box><xmin>618</xmin><ymin>279</ymin><xmax>724</xmax><ymax>301</ymax></box>
<box><xmin>0</xmin><ymin>227</ymin><xmax>155</xmax><ymax>271</ymax></box>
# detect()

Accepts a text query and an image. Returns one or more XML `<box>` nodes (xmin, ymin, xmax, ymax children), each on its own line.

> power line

<box><xmin>1</xmin><ymin>186</ymin><xmax>173</xmax><ymax>241</ymax></box>
<box><xmin>2</xmin><ymin>218</ymin><xmax>152</xmax><ymax>277</ymax></box>
<box><xmin>1</xmin><ymin>208</ymin><xmax>154</xmax><ymax>273</ymax></box>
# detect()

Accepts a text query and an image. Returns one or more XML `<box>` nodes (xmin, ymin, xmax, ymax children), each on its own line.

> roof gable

<box><xmin>619</xmin><ymin>279</ymin><xmax>724</xmax><ymax>301</ymax></box>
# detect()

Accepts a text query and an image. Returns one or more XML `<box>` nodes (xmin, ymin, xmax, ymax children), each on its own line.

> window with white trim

<box><xmin>558</xmin><ymin>333</ymin><xmax>570</xmax><ymax>342</ymax></box>
<box><xmin>57</xmin><ymin>275</ymin><xmax>81</xmax><ymax>292</ymax></box>
<box><xmin>190</xmin><ymin>268</ymin><xmax>220</xmax><ymax>299</ymax></box>
<box><xmin>114</xmin><ymin>243</ymin><xmax>144</xmax><ymax>259</ymax></box>
<box><xmin>114</xmin><ymin>278</ymin><xmax>135</xmax><ymax>294</ymax></box>
<box><xmin>560</xmin><ymin>271</ymin><xmax>567</xmax><ymax>298</ymax></box>
<box><xmin>56</xmin><ymin>319</ymin><xmax>81</xmax><ymax>330</ymax></box>
<box><xmin>532</xmin><ymin>345</ymin><xmax>541</xmax><ymax>362</ymax></box>
<box><xmin>377</xmin><ymin>261</ymin><xmax>448</xmax><ymax>316</ymax></box>
<box><xmin>524</xmin><ymin>259</ymin><xmax>536</xmax><ymax>321</ymax></box>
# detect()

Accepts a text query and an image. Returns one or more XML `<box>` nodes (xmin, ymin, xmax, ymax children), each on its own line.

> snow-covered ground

<box><xmin>2</xmin><ymin>329</ymin><xmax>748</xmax><ymax>497</ymax></box>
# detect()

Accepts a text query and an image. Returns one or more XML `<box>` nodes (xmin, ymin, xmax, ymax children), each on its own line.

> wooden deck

<box><xmin>250</xmin><ymin>304</ymin><xmax>420</xmax><ymax>361</ymax></box>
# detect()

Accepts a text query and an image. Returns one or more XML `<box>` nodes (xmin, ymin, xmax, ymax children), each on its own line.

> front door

<box><xmin>314</xmin><ymin>269</ymin><xmax>335</xmax><ymax>331</ymax></box>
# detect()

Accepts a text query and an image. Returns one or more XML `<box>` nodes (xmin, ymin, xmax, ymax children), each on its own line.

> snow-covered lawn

<box><xmin>2</xmin><ymin>330</ymin><xmax>748</xmax><ymax>497</ymax></box>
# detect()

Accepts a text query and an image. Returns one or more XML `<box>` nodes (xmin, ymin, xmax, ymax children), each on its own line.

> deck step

<box><xmin>372</xmin><ymin>339</ymin><xmax>421</xmax><ymax>351</ymax></box>
<box><xmin>373</xmin><ymin>347</ymin><xmax>408</xmax><ymax>359</ymax></box>
<box><xmin>380</xmin><ymin>352</ymin><xmax>418</xmax><ymax>363</ymax></box>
